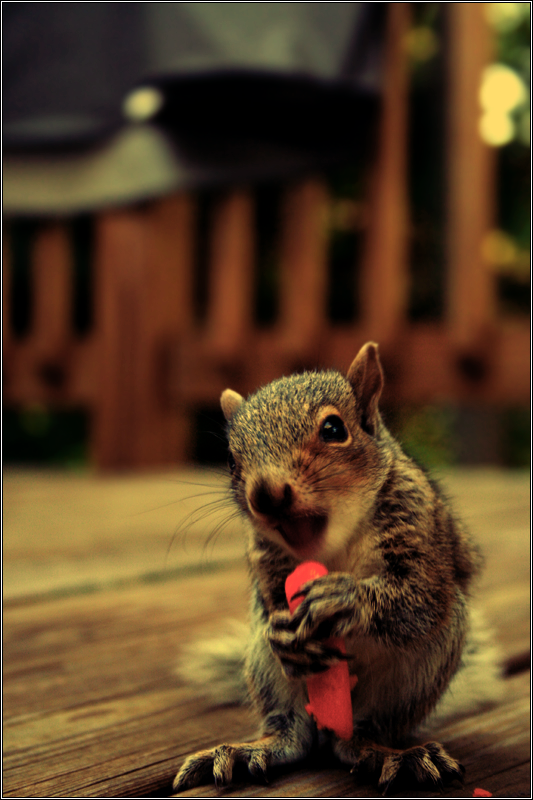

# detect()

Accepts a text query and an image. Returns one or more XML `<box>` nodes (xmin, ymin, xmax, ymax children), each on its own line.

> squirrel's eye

<box><xmin>320</xmin><ymin>415</ymin><xmax>348</xmax><ymax>443</ymax></box>
<box><xmin>227</xmin><ymin>451</ymin><xmax>237</xmax><ymax>472</ymax></box>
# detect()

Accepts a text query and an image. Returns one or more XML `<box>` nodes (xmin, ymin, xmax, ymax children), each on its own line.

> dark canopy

<box><xmin>3</xmin><ymin>2</ymin><xmax>386</xmax><ymax>209</ymax></box>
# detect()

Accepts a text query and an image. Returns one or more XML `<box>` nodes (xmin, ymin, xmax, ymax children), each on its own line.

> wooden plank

<box><xmin>3</xmin><ymin>564</ymin><xmax>529</xmax><ymax>798</ymax></box>
<box><xmin>277</xmin><ymin>178</ymin><xmax>329</xmax><ymax>357</ymax></box>
<box><xmin>4</xmin><ymin>468</ymin><xmax>528</xmax><ymax>605</ymax></box>
<box><xmin>358</xmin><ymin>2</ymin><xmax>410</xmax><ymax>348</ymax></box>
<box><xmin>3</xmin><ymin>227</ymin><xmax>12</xmax><ymax>347</ymax></box>
<box><xmin>176</xmin><ymin>321</ymin><xmax>530</xmax><ymax>407</ymax></box>
<box><xmin>3</xmin><ymin>468</ymin><xmax>246</xmax><ymax>602</ymax></box>
<box><xmin>91</xmin><ymin>209</ymin><xmax>143</xmax><ymax>467</ymax></box>
<box><xmin>3</xmin><ymin>468</ymin><xmax>529</xmax><ymax>797</ymax></box>
<box><xmin>31</xmin><ymin>222</ymin><xmax>72</xmax><ymax>360</ymax></box>
<box><xmin>446</xmin><ymin>3</ymin><xmax>496</xmax><ymax>349</ymax></box>
<box><xmin>2</xmin><ymin>337</ymin><xmax>97</xmax><ymax>407</ymax></box>
<box><xmin>4</xmin><ymin>465</ymin><xmax>528</xmax><ymax>601</ymax></box>
<box><xmin>435</xmin><ymin>673</ymin><xmax>531</xmax><ymax>799</ymax></box>
<box><xmin>204</xmin><ymin>190</ymin><xmax>255</xmax><ymax>359</ymax></box>
<box><xmin>2</xmin><ymin>220</ymin><xmax>96</xmax><ymax>406</ymax></box>
<box><xmin>3</xmin><ymin>222</ymin><xmax>76</xmax><ymax>404</ymax></box>
<box><xmin>396</xmin><ymin>323</ymin><xmax>531</xmax><ymax>405</ymax></box>
<box><xmin>145</xmin><ymin>194</ymin><xmax>196</xmax><ymax>338</ymax></box>
<box><xmin>3</xmin><ymin>221</ymin><xmax>94</xmax><ymax>407</ymax></box>
<box><xmin>92</xmin><ymin>209</ymin><xmax>155</xmax><ymax>468</ymax></box>
<box><xmin>2</xmin><ymin>570</ymin><xmax>251</xmax><ymax>798</ymax></box>
<box><xmin>137</xmin><ymin>195</ymin><xmax>197</xmax><ymax>465</ymax></box>
<box><xmin>495</xmin><ymin>323</ymin><xmax>531</xmax><ymax>404</ymax></box>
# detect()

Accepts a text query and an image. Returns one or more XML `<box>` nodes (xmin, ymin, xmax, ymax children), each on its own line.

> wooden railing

<box><xmin>3</xmin><ymin>4</ymin><xmax>529</xmax><ymax>469</ymax></box>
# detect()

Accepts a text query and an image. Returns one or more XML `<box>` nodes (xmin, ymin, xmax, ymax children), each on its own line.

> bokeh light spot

<box><xmin>479</xmin><ymin>64</ymin><xmax>527</xmax><ymax>113</ymax></box>
<box><xmin>479</xmin><ymin>110</ymin><xmax>515</xmax><ymax>146</ymax></box>
<box><xmin>123</xmin><ymin>87</ymin><xmax>164</xmax><ymax>122</ymax></box>
<box><xmin>404</xmin><ymin>26</ymin><xmax>439</xmax><ymax>63</ymax></box>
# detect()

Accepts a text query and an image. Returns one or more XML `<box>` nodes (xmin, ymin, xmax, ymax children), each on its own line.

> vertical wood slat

<box><xmin>31</xmin><ymin>222</ymin><xmax>72</xmax><ymax>358</ymax></box>
<box><xmin>278</xmin><ymin>178</ymin><xmax>329</xmax><ymax>355</ymax></box>
<box><xmin>139</xmin><ymin>194</ymin><xmax>196</xmax><ymax>465</ymax></box>
<box><xmin>358</xmin><ymin>1</ymin><xmax>410</xmax><ymax>347</ymax></box>
<box><xmin>93</xmin><ymin>197</ymin><xmax>196</xmax><ymax>469</ymax></box>
<box><xmin>146</xmin><ymin>195</ymin><xmax>196</xmax><ymax>337</ymax></box>
<box><xmin>205</xmin><ymin>190</ymin><xmax>254</xmax><ymax>356</ymax></box>
<box><xmin>446</xmin><ymin>3</ymin><xmax>496</xmax><ymax>348</ymax></box>
<box><xmin>3</xmin><ymin>230</ymin><xmax>11</xmax><ymax>348</ymax></box>
<box><xmin>92</xmin><ymin>210</ymin><xmax>147</xmax><ymax>469</ymax></box>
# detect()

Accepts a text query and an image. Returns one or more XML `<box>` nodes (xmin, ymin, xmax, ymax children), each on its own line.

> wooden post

<box><xmin>92</xmin><ymin>197</ymin><xmax>196</xmax><ymax>469</ymax></box>
<box><xmin>3</xmin><ymin>229</ymin><xmax>11</xmax><ymax>349</ymax></box>
<box><xmin>31</xmin><ymin>223</ymin><xmax>72</xmax><ymax>361</ymax></box>
<box><xmin>205</xmin><ymin>189</ymin><xmax>254</xmax><ymax>358</ymax></box>
<box><xmin>446</xmin><ymin>3</ymin><xmax>496</xmax><ymax>349</ymax></box>
<box><xmin>92</xmin><ymin>209</ymin><xmax>147</xmax><ymax>469</ymax></box>
<box><xmin>141</xmin><ymin>194</ymin><xmax>196</xmax><ymax>465</ymax></box>
<box><xmin>358</xmin><ymin>2</ymin><xmax>411</xmax><ymax>348</ymax></box>
<box><xmin>278</xmin><ymin>178</ymin><xmax>329</xmax><ymax>356</ymax></box>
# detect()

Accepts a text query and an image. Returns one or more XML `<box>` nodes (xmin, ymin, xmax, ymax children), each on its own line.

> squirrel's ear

<box><xmin>346</xmin><ymin>342</ymin><xmax>384</xmax><ymax>435</ymax></box>
<box><xmin>221</xmin><ymin>389</ymin><xmax>244</xmax><ymax>422</ymax></box>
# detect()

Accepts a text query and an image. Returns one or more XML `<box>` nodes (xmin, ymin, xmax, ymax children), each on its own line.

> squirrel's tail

<box><xmin>176</xmin><ymin>619</ymin><xmax>248</xmax><ymax>706</ymax></box>
<box><xmin>426</xmin><ymin>605</ymin><xmax>504</xmax><ymax>726</ymax></box>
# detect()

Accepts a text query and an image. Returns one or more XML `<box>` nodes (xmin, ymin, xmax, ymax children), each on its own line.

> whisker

<box><xmin>164</xmin><ymin>491</ymin><xmax>238</xmax><ymax>564</ymax></box>
<box><xmin>164</xmin><ymin>468</ymin><xmax>229</xmax><ymax>485</ymax></box>
<box><xmin>127</xmin><ymin>471</ymin><xmax>230</xmax><ymax>519</ymax></box>
<box><xmin>201</xmin><ymin>509</ymin><xmax>246</xmax><ymax>560</ymax></box>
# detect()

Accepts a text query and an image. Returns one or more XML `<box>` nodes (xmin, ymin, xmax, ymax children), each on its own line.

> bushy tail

<box><xmin>177</xmin><ymin>619</ymin><xmax>249</xmax><ymax>706</ymax></box>
<box><xmin>427</xmin><ymin>605</ymin><xmax>504</xmax><ymax>726</ymax></box>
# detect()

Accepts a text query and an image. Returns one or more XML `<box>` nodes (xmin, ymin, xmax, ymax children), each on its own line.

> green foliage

<box><xmin>493</xmin><ymin>3</ymin><xmax>530</xmax><ymax>243</ymax></box>
<box><xmin>487</xmin><ymin>3</ymin><xmax>530</xmax><ymax>313</ymax></box>
<box><xmin>387</xmin><ymin>404</ymin><xmax>530</xmax><ymax>469</ymax></box>
<box><xmin>387</xmin><ymin>405</ymin><xmax>457</xmax><ymax>469</ymax></box>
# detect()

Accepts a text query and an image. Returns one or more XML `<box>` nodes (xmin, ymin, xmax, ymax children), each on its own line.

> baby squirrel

<box><xmin>173</xmin><ymin>342</ymin><xmax>499</xmax><ymax>794</ymax></box>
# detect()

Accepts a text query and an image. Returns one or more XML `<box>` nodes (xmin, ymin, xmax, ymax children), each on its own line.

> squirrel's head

<box><xmin>220</xmin><ymin>342</ymin><xmax>390</xmax><ymax>563</ymax></box>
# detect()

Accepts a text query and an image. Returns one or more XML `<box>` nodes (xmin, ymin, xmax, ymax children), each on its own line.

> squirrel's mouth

<box><xmin>275</xmin><ymin>513</ymin><xmax>328</xmax><ymax>553</ymax></box>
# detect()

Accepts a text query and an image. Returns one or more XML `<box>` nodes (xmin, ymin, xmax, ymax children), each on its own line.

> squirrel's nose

<box><xmin>248</xmin><ymin>480</ymin><xmax>293</xmax><ymax>517</ymax></box>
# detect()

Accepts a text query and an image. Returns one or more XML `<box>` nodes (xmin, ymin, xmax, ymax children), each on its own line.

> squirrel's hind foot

<box><xmin>172</xmin><ymin>723</ymin><xmax>311</xmax><ymax>793</ymax></box>
<box><xmin>172</xmin><ymin>742</ymin><xmax>269</xmax><ymax>792</ymax></box>
<box><xmin>336</xmin><ymin>738</ymin><xmax>464</xmax><ymax>796</ymax></box>
<box><xmin>376</xmin><ymin>742</ymin><xmax>465</xmax><ymax>796</ymax></box>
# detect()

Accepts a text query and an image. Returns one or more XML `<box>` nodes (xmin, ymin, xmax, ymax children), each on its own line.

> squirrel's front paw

<box><xmin>267</xmin><ymin>610</ymin><xmax>348</xmax><ymax>678</ymax></box>
<box><xmin>286</xmin><ymin>573</ymin><xmax>359</xmax><ymax>640</ymax></box>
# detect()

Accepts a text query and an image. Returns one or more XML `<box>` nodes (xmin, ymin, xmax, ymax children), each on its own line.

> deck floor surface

<box><xmin>3</xmin><ymin>467</ymin><xmax>530</xmax><ymax>798</ymax></box>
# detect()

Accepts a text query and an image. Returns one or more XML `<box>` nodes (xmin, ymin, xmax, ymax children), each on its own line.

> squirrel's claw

<box><xmin>172</xmin><ymin>749</ymin><xmax>216</xmax><ymax>792</ymax></box>
<box><xmin>173</xmin><ymin>729</ymin><xmax>309</xmax><ymax>792</ymax></box>
<box><xmin>336</xmin><ymin>737</ymin><xmax>464</xmax><ymax>796</ymax></box>
<box><xmin>283</xmin><ymin>574</ymin><xmax>359</xmax><ymax>641</ymax></box>
<box><xmin>366</xmin><ymin>741</ymin><xmax>464</xmax><ymax>796</ymax></box>
<box><xmin>267</xmin><ymin>613</ymin><xmax>350</xmax><ymax>678</ymax></box>
<box><xmin>173</xmin><ymin>744</ymin><xmax>258</xmax><ymax>792</ymax></box>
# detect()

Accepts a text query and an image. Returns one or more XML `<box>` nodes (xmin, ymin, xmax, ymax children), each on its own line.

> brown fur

<box><xmin>173</xmin><ymin>343</ymin><xmax>483</xmax><ymax>794</ymax></box>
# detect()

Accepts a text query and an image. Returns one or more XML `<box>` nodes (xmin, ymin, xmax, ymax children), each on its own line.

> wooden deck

<box><xmin>3</xmin><ymin>467</ymin><xmax>530</xmax><ymax>798</ymax></box>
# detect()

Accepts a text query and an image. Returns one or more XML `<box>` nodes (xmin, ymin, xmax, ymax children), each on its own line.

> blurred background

<box><xmin>3</xmin><ymin>2</ymin><xmax>530</xmax><ymax>471</ymax></box>
<box><xmin>3</xmin><ymin>8</ymin><xmax>530</xmax><ymax>795</ymax></box>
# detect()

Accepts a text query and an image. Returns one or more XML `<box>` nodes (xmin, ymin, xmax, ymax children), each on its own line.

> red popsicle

<box><xmin>285</xmin><ymin>561</ymin><xmax>355</xmax><ymax>740</ymax></box>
